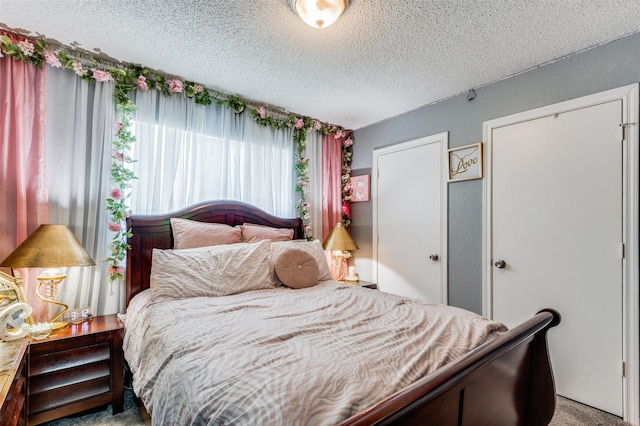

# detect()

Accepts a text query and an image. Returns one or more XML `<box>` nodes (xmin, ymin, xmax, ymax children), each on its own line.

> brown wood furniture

<box><xmin>354</xmin><ymin>280</ymin><xmax>377</xmax><ymax>289</ymax></box>
<box><xmin>27</xmin><ymin>314</ymin><xmax>124</xmax><ymax>425</ymax></box>
<box><xmin>0</xmin><ymin>340</ymin><xmax>29</xmax><ymax>426</ymax></box>
<box><xmin>126</xmin><ymin>200</ymin><xmax>560</xmax><ymax>425</ymax></box>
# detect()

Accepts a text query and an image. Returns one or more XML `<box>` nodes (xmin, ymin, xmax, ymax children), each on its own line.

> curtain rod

<box><xmin>1</xmin><ymin>28</ymin><xmax>339</xmax><ymax>126</ymax></box>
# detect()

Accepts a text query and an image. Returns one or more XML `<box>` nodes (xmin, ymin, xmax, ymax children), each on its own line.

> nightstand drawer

<box><xmin>29</xmin><ymin>375</ymin><xmax>111</xmax><ymax>414</ymax></box>
<box><xmin>30</xmin><ymin>341</ymin><xmax>111</xmax><ymax>376</ymax></box>
<box><xmin>30</xmin><ymin>358</ymin><xmax>111</xmax><ymax>393</ymax></box>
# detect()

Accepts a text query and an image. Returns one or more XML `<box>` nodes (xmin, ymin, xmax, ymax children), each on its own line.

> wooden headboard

<box><xmin>125</xmin><ymin>200</ymin><xmax>304</xmax><ymax>307</ymax></box>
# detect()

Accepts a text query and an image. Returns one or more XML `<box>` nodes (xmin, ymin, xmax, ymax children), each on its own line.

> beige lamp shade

<box><xmin>322</xmin><ymin>223</ymin><xmax>358</xmax><ymax>251</ymax></box>
<box><xmin>0</xmin><ymin>225</ymin><xmax>95</xmax><ymax>268</ymax></box>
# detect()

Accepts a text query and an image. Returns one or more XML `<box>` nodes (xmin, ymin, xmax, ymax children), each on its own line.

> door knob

<box><xmin>429</xmin><ymin>254</ymin><xmax>439</xmax><ymax>261</ymax></box>
<box><xmin>494</xmin><ymin>259</ymin><xmax>506</xmax><ymax>269</ymax></box>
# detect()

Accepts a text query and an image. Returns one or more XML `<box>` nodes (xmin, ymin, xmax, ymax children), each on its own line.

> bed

<box><xmin>123</xmin><ymin>200</ymin><xmax>560</xmax><ymax>425</ymax></box>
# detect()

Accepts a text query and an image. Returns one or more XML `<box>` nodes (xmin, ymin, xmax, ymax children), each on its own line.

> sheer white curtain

<box><xmin>41</xmin><ymin>71</ymin><xmax>314</xmax><ymax>318</ymax></box>
<box><xmin>45</xmin><ymin>67</ymin><xmax>121</xmax><ymax>315</ymax></box>
<box><xmin>306</xmin><ymin>131</ymin><xmax>324</xmax><ymax>240</ymax></box>
<box><xmin>130</xmin><ymin>90</ymin><xmax>296</xmax><ymax>217</ymax></box>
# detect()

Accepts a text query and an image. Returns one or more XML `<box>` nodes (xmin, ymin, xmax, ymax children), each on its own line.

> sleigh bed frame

<box><xmin>125</xmin><ymin>200</ymin><xmax>560</xmax><ymax>425</ymax></box>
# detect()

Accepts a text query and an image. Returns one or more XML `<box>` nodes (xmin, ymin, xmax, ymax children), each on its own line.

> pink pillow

<box><xmin>271</xmin><ymin>240</ymin><xmax>333</xmax><ymax>282</ymax></box>
<box><xmin>274</xmin><ymin>248</ymin><xmax>319</xmax><ymax>289</ymax></box>
<box><xmin>170</xmin><ymin>218</ymin><xmax>242</xmax><ymax>249</ymax></box>
<box><xmin>240</xmin><ymin>223</ymin><xmax>294</xmax><ymax>243</ymax></box>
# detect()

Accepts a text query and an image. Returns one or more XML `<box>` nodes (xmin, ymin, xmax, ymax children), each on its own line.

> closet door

<box><xmin>372</xmin><ymin>133</ymin><xmax>447</xmax><ymax>303</ymax></box>
<box><xmin>485</xmin><ymin>90</ymin><xmax>634</xmax><ymax>417</ymax></box>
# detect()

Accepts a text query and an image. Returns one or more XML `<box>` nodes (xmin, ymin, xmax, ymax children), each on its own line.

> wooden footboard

<box><xmin>340</xmin><ymin>309</ymin><xmax>561</xmax><ymax>426</ymax></box>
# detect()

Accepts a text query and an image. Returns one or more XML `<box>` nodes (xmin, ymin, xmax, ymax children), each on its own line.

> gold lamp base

<box><xmin>37</xmin><ymin>269</ymin><xmax>69</xmax><ymax>328</ymax></box>
<box><xmin>50</xmin><ymin>321</ymin><xmax>68</xmax><ymax>331</ymax></box>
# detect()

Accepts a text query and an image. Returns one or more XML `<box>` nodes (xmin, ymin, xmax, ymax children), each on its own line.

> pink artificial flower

<box><xmin>107</xmin><ymin>265</ymin><xmax>124</xmax><ymax>275</ymax></box>
<box><xmin>259</xmin><ymin>106</ymin><xmax>266</xmax><ymax>119</ymax></box>
<box><xmin>44</xmin><ymin>51</ymin><xmax>61</xmax><ymax>68</ymax></box>
<box><xmin>342</xmin><ymin>201</ymin><xmax>351</xmax><ymax>219</ymax></box>
<box><xmin>108</xmin><ymin>222</ymin><xmax>121</xmax><ymax>232</ymax></box>
<box><xmin>92</xmin><ymin>69</ymin><xmax>113</xmax><ymax>82</ymax></box>
<box><xmin>299</xmin><ymin>157</ymin><xmax>309</xmax><ymax>164</ymax></box>
<box><xmin>314</xmin><ymin>120</ymin><xmax>321</xmax><ymax>130</ymax></box>
<box><xmin>114</xmin><ymin>122</ymin><xmax>124</xmax><ymax>131</ymax></box>
<box><xmin>17</xmin><ymin>40</ymin><xmax>34</xmax><ymax>57</ymax></box>
<box><xmin>193</xmin><ymin>84</ymin><xmax>203</xmax><ymax>94</ymax></box>
<box><xmin>334</xmin><ymin>129</ymin><xmax>344</xmax><ymax>139</ymax></box>
<box><xmin>137</xmin><ymin>75</ymin><xmax>149</xmax><ymax>91</ymax></box>
<box><xmin>343</xmin><ymin>138</ymin><xmax>353</xmax><ymax>147</ymax></box>
<box><xmin>168</xmin><ymin>79</ymin><xmax>183</xmax><ymax>93</ymax></box>
<box><xmin>113</xmin><ymin>151</ymin><xmax>124</xmax><ymax>161</ymax></box>
<box><xmin>110</xmin><ymin>188</ymin><xmax>123</xmax><ymax>200</ymax></box>
<box><xmin>72</xmin><ymin>61</ymin><xmax>87</xmax><ymax>77</ymax></box>
<box><xmin>294</xmin><ymin>118</ymin><xmax>304</xmax><ymax>129</ymax></box>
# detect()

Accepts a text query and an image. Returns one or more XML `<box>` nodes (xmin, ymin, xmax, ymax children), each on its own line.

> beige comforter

<box><xmin>121</xmin><ymin>281</ymin><xmax>506</xmax><ymax>425</ymax></box>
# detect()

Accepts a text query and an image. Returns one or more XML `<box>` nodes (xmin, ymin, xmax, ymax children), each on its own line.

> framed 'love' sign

<box><xmin>448</xmin><ymin>142</ymin><xmax>483</xmax><ymax>182</ymax></box>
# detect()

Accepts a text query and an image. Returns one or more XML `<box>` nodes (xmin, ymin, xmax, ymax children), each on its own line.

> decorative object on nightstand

<box><xmin>322</xmin><ymin>223</ymin><xmax>358</xmax><ymax>282</ymax></box>
<box><xmin>0</xmin><ymin>225</ymin><xmax>95</xmax><ymax>331</ymax></box>
<box><xmin>345</xmin><ymin>265</ymin><xmax>359</xmax><ymax>282</ymax></box>
<box><xmin>0</xmin><ymin>271</ymin><xmax>33</xmax><ymax>341</ymax></box>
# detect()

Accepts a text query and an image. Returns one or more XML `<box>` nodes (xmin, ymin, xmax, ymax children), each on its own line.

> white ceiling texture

<box><xmin>2</xmin><ymin>1</ymin><xmax>640</xmax><ymax>130</ymax></box>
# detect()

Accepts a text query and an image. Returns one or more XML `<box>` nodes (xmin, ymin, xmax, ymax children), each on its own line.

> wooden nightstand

<box><xmin>357</xmin><ymin>281</ymin><xmax>378</xmax><ymax>289</ymax></box>
<box><xmin>343</xmin><ymin>280</ymin><xmax>378</xmax><ymax>289</ymax></box>
<box><xmin>0</xmin><ymin>339</ymin><xmax>28</xmax><ymax>426</ymax></box>
<box><xmin>27</xmin><ymin>314</ymin><xmax>124</xmax><ymax>425</ymax></box>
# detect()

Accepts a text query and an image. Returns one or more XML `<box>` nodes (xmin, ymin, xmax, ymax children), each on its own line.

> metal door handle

<box><xmin>494</xmin><ymin>259</ymin><xmax>506</xmax><ymax>269</ymax></box>
<box><xmin>429</xmin><ymin>254</ymin><xmax>439</xmax><ymax>261</ymax></box>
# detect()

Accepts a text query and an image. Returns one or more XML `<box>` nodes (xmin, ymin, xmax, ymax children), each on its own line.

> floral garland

<box><xmin>0</xmin><ymin>31</ymin><xmax>353</xmax><ymax>275</ymax></box>
<box><xmin>104</xmin><ymin>100</ymin><xmax>136</xmax><ymax>285</ymax></box>
<box><xmin>250</xmin><ymin>108</ymin><xmax>354</xmax><ymax>237</ymax></box>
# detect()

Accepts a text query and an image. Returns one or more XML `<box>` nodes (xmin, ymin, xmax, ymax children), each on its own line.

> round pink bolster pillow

<box><xmin>274</xmin><ymin>247</ymin><xmax>320</xmax><ymax>289</ymax></box>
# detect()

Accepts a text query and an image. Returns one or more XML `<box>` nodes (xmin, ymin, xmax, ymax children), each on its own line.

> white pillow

<box><xmin>271</xmin><ymin>239</ymin><xmax>332</xmax><ymax>282</ymax></box>
<box><xmin>150</xmin><ymin>240</ymin><xmax>273</xmax><ymax>301</ymax></box>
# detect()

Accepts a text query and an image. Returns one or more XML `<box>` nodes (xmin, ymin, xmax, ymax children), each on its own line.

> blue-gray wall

<box><xmin>351</xmin><ymin>32</ymin><xmax>640</xmax><ymax>314</ymax></box>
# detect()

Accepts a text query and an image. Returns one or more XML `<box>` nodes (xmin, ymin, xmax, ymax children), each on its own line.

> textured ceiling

<box><xmin>2</xmin><ymin>1</ymin><xmax>640</xmax><ymax>130</ymax></box>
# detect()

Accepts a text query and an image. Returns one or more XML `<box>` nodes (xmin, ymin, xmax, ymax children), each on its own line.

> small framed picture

<box><xmin>448</xmin><ymin>142</ymin><xmax>483</xmax><ymax>182</ymax></box>
<box><xmin>350</xmin><ymin>175</ymin><xmax>370</xmax><ymax>202</ymax></box>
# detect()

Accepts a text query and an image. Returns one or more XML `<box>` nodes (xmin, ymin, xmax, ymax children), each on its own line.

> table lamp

<box><xmin>0</xmin><ymin>225</ymin><xmax>95</xmax><ymax>330</ymax></box>
<box><xmin>322</xmin><ymin>223</ymin><xmax>358</xmax><ymax>281</ymax></box>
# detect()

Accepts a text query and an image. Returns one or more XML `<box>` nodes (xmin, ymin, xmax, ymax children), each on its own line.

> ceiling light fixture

<box><xmin>290</xmin><ymin>0</ymin><xmax>350</xmax><ymax>29</ymax></box>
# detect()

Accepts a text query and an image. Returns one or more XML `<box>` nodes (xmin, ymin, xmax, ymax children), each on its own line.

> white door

<box><xmin>372</xmin><ymin>133</ymin><xmax>447</xmax><ymax>303</ymax></box>
<box><xmin>488</xmin><ymin>99</ymin><xmax>624</xmax><ymax>415</ymax></box>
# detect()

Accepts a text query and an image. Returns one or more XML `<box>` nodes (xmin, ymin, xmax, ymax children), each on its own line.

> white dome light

<box><xmin>290</xmin><ymin>0</ymin><xmax>349</xmax><ymax>29</ymax></box>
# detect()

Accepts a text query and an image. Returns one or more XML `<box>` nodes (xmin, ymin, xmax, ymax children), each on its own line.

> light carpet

<box><xmin>42</xmin><ymin>391</ymin><xmax>628</xmax><ymax>425</ymax></box>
